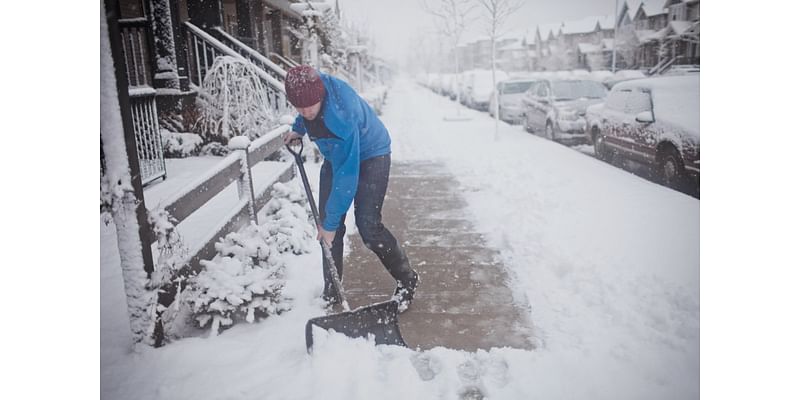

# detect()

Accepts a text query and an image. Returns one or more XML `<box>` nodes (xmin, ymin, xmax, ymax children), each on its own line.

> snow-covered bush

<box><xmin>199</xmin><ymin>142</ymin><xmax>230</xmax><ymax>157</ymax></box>
<box><xmin>196</xmin><ymin>56</ymin><xmax>277</xmax><ymax>143</ymax></box>
<box><xmin>184</xmin><ymin>179</ymin><xmax>314</xmax><ymax>335</ymax></box>
<box><xmin>147</xmin><ymin>208</ymin><xmax>191</xmax><ymax>340</ymax></box>
<box><xmin>148</xmin><ymin>208</ymin><xmax>188</xmax><ymax>284</ymax></box>
<box><xmin>160</xmin><ymin>129</ymin><xmax>203</xmax><ymax>158</ymax></box>
<box><xmin>100</xmin><ymin>172</ymin><xmax>114</xmax><ymax>225</ymax></box>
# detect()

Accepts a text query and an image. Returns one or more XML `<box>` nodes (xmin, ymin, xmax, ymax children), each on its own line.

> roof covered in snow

<box><xmin>561</xmin><ymin>16</ymin><xmax>600</xmax><ymax>35</ymax></box>
<box><xmin>640</xmin><ymin>0</ymin><xmax>668</xmax><ymax>17</ymax></box>
<box><xmin>634</xmin><ymin>27</ymin><xmax>669</xmax><ymax>42</ymax></box>
<box><xmin>621</xmin><ymin>0</ymin><xmax>640</xmax><ymax>20</ymax></box>
<box><xmin>537</xmin><ymin>23</ymin><xmax>563</xmax><ymax>41</ymax></box>
<box><xmin>668</xmin><ymin>20</ymin><xmax>694</xmax><ymax>36</ymax></box>
<box><xmin>597</xmin><ymin>15</ymin><xmax>616</xmax><ymax>30</ymax></box>
<box><xmin>498</xmin><ymin>40</ymin><xmax>525</xmax><ymax>51</ymax></box>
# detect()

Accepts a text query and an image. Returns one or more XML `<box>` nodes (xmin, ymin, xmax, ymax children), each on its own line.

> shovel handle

<box><xmin>286</xmin><ymin>142</ymin><xmax>350</xmax><ymax>310</ymax></box>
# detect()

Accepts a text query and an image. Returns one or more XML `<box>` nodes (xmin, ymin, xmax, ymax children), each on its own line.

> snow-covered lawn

<box><xmin>101</xmin><ymin>77</ymin><xmax>699</xmax><ymax>399</ymax></box>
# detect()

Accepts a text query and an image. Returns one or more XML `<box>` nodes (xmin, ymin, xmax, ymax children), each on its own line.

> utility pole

<box><xmin>612</xmin><ymin>0</ymin><xmax>618</xmax><ymax>73</ymax></box>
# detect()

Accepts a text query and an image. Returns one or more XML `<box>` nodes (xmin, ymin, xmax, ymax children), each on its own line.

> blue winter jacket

<box><xmin>292</xmin><ymin>72</ymin><xmax>391</xmax><ymax>231</ymax></box>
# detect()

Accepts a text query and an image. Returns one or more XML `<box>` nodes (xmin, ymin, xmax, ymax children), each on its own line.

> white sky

<box><xmin>338</xmin><ymin>0</ymin><xmax>619</xmax><ymax>63</ymax></box>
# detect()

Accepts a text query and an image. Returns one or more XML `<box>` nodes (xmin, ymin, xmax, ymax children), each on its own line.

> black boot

<box><xmin>392</xmin><ymin>270</ymin><xmax>419</xmax><ymax>313</ymax></box>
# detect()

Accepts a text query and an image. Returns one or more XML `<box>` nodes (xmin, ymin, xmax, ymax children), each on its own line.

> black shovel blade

<box><xmin>305</xmin><ymin>300</ymin><xmax>407</xmax><ymax>352</ymax></box>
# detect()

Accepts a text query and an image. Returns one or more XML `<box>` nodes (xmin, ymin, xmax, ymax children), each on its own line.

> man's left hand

<box><xmin>318</xmin><ymin>226</ymin><xmax>335</xmax><ymax>247</ymax></box>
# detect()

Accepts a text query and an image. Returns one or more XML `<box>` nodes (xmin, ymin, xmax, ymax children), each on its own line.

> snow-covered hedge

<box><xmin>184</xmin><ymin>181</ymin><xmax>315</xmax><ymax>335</ymax></box>
<box><xmin>160</xmin><ymin>130</ymin><xmax>203</xmax><ymax>158</ymax></box>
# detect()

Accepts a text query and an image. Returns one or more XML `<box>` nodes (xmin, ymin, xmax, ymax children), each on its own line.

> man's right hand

<box><xmin>283</xmin><ymin>131</ymin><xmax>303</xmax><ymax>146</ymax></box>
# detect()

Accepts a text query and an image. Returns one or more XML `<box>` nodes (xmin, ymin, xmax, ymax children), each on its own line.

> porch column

<box><xmin>149</xmin><ymin>0</ymin><xmax>180</xmax><ymax>90</ymax></box>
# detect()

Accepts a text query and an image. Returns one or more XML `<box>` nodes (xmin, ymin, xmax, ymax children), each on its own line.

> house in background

<box><xmin>528</xmin><ymin>0</ymin><xmax>699</xmax><ymax>73</ymax></box>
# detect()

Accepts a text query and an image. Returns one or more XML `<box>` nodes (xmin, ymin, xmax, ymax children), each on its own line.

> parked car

<box><xmin>602</xmin><ymin>69</ymin><xmax>646</xmax><ymax>89</ymax></box>
<box><xmin>462</xmin><ymin>69</ymin><xmax>509</xmax><ymax>111</ymax></box>
<box><xmin>488</xmin><ymin>78</ymin><xmax>538</xmax><ymax>123</ymax></box>
<box><xmin>586</xmin><ymin>75</ymin><xmax>699</xmax><ymax>191</ymax></box>
<box><xmin>521</xmin><ymin>79</ymin><xmax>608</xmax><ymax>144</ymax></box>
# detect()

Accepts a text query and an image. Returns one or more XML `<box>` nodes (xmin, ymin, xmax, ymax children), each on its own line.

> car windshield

<box><xmin>552</xmin><ymin>81</ymin><xmax>607</xmax><ymax>100</ymax></box>
<box><xmin>502</xmin><ymin>81</ymin><xmax>534</xmax><ymax>94</ymax></box>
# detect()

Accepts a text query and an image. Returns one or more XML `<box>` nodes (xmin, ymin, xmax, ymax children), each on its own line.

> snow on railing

<box><xmin>212</xmin><ymin>27</ymin><xmax>287</xmax><ymax>78</ymax></box>
<box><xmin>269</xmin><ymin>52</ymin><xmax>300</xmax><ymax>69</ymax></box>
<box><xmin>183</xmin><ymin>21</ymin><xmax>285</xmax><ymax>92</ymax></box>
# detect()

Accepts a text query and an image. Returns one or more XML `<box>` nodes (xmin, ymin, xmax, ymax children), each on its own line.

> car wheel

<box><xmin>545</xmin><ymin>121</ymin><xmax>555</xmax><ymax>140</ymax></box>
<box><xmin>658</xmin><ymin>145</ymin><xmax>686</xmax><ymax>190</ymax></box>
<box><xmin>592</xmin><ymin>128</ymin><xmax>606</xmax><ymax>161</ymax></box>
<box><xmin>523</xmin><ymin>113</ymin><xmax>532</xmax><ymax>133</ymax></box>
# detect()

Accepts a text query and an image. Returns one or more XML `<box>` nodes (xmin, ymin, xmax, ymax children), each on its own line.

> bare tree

<box><xmin>422</xmin><ymin>0</ymin><xmax>476</xmax><ymax>117</ymax></box>
<box><xmin>476</xmin><ymin>0</ymin><xmax>524</xmax><ymax>140</ymax></box>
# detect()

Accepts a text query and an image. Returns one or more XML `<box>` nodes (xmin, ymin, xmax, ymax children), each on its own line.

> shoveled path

<box><xmin>342</xmin><ymin>160</ymin><xmax>535</xmax><ymax>351</ymax></box>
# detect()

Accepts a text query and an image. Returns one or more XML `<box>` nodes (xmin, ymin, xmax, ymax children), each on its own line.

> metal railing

<box><xmin>119</xmin><ymin>18</ymin><xmax>153</xmax><ymax>87</ymax></box>
<box><xmin>212</xmin><ymin>27</ymin><xmax>287</xmax><ymax>81</ymax></box>
<box><xmin>183</xmin><ymin>21</ymin><xmax>291</xmax><ymax>114</ymax></box>
<box><xmin>269</xmin><ymin>52</ymin><xmax>300</xmax><ymax>70</ymax></box>
<box><xmin>129</xmin><ymin>87</ymin><xmax>167</xmax><ymax>184</ymax></box>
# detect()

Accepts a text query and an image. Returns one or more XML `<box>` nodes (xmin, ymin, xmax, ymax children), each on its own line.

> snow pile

<box><xmin>184</xmin><ymin>180</ymin><xmax>315</xmax><ymax>335</ymax></box>
<box><xmin>160</xmin><ymin>129</ymin><xmax>203</xmax><ymax>158</ymax></box>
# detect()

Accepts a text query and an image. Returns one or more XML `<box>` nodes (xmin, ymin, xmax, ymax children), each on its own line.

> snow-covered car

<box><xmin>602</xmin><ymin>69</ymin><xmax>646</xmax><ymax>89</ymax></box>
<box><xmin>521</xmin><ymin>79</ymin><xmax>608</xmax><ymax>144</ymax></box>
<box><xmin>462</xmin><ymin>69</ymin><xmax>509</xmax><ymax>111</ymax></box>
<box><xmin>586</xmin><ymin>75</ymin><xmax>699</xmax><ymax>191</ymax></box>
<box><xmin>488</xmin><ymin>78</ymin><xmax>538</xmax><ymax>123</ymax></box>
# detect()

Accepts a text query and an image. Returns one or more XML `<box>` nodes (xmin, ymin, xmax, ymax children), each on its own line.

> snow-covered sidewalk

<box><xmin>101</xmin><ymin>77</ymin><xmax>699</xmax><ymax>400</ymax></box>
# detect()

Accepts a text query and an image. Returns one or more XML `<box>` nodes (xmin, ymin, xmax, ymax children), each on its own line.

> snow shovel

<box><xmin>285</xmin><ymin>141</ymin><xmax>407</xmax><ymax>353</ymax></box>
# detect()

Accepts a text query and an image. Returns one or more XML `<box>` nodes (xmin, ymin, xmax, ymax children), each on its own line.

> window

<box><xmin>119</xmin><ymin>0</ymin><xmax>145</xmax><ymax>19</ymax></box>
<box><xmin>503</xmin><ymin>81</ymin><xmax>535</xmax><ymax>94</ymax></box>
<box><xmin>625</xmin><ymin>89</ymin><xmax>652</xmax><ymax>114</ymax></box>
<box><xmin>537</xmin><ymin>83</ymin><xmax>549</xmax><ymax>97</ymax></box>
<box><xmin>606</xmin><ymin>89</ymin><xmax>629</xmax><ymax>112</ymax></box>
<box><xmin>551</xmin><ymin>80</ymin><xmax>607</xmax><ymax>100</ymax></box>
<box><xmin>671</xmin><ymin>4</ymin><xmax>687</xmax><ymax>21</ymax></box>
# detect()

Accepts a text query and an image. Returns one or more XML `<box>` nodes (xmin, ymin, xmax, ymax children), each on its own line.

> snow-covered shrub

<box><xmin>199</xmin><ymin>141</ymin><xmax>230</xmax><ymax>157</ymax></box>
<box><xmin>100</xmin><ymin>172</ymin><xmax>114</xmax><ymax>225</ymax></box>
<box><xmin>148</xmin><ymin>208</ymin><xmax>188</xmax><ymax>284</ymax></box>
<box><xmin>196</xmin><ymin>56</ymin><xmax>277</xmax><ymax>143</ymax></box>
<box><xmin>187</xmin><ymin>252</ymin><xmax>288</xmax><ymax>334</ymax></box>
<box><xmin>147</xmin><ymin>208</ymin><xmax>191</xmax><ymax>340</ymax></box>
<box><xmin>184</xmin><ymin>179</ymin><xmax>315</xmax><ymax>335</ymax></box>
<box><xmin>160</xmin><ymin>129</ymin><xmax>202</xmax><ymax>158</ymax></box>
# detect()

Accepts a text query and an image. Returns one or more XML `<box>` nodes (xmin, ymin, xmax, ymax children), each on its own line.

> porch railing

<box><xmin>119</xmin><ymin>18</ymin><xmax>153</xmax><ymax>87</ymax></box>
<box><xmin>269</xmin><ymin>52</ymin><xmax>300</xmax><ymax>70</ymax></box>
<box><xmin>120</xmin><ymin>17</ymin><xmax>165</xmax><ymax>185</ymax></box>
<box><xmin>212</xmin><ymin>27</ymin><xmax>287</xmax><ymax>81</ymax></box>
<box><xmin>129</xmin><ymin>87</ymin><xmax>167</xmax><ymax>184</ymax></box>
<box><xmin>183</xmin><ymin>21</ymin><xmax>291</xmax><ymax>114</ymax></box>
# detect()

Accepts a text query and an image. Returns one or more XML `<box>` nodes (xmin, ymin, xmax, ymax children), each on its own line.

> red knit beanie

<box><xmin>284</xmin><ymin>65</ymin><xmax>326</xmax><ymax>108</ymax></box>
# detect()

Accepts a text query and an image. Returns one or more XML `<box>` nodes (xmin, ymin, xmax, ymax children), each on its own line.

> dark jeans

<box><xmin>318</xmin><ymin>154</ymin><xmax>413</xmax><ymax>296</ymax></box>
